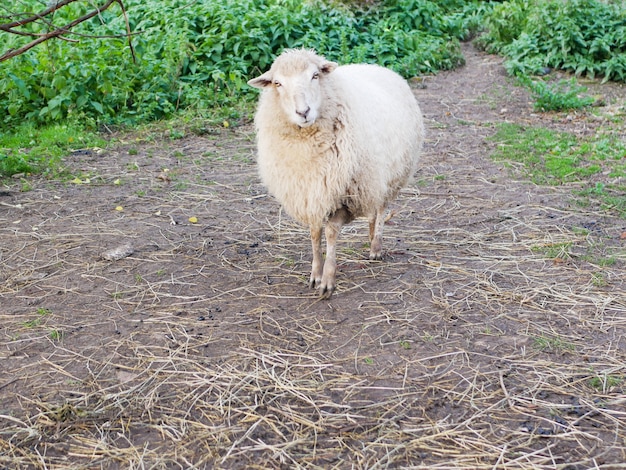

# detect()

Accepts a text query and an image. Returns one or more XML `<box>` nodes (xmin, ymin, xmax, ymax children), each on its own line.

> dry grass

<box><xmin>1</xmin><ymin>45</ymin><xmax>625</xmax><ymax>469</ymax></box>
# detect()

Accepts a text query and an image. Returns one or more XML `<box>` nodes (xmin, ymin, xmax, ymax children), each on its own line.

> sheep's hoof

<box><xmin>319</xmin><ymin>285</ymin><xmax>335</xmax><ymax>299</ymax></box>
<box><xmin>369</xmin><ymin>251</ymin><xmax>383</xmax><ymax>261</ymax></box>
<box><xmin>311</xmin><ymin>278</ymin><xmax>335</xmax><ymax>299</ymax></box>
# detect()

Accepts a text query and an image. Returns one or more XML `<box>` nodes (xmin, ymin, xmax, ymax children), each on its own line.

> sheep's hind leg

<box><xmin>309</xmin><ymin>225</ymin><xmax>323</xmax><ymax>289</ymax></box>
<box><xmin>368</xmin><ymin>207</ymin><xmax>386</xmax><ymax>260</ymax></box>
<box><xmin>319</xmin><ymin>208</ymin><xmax>350</xmax><ymax>299</ymax></box>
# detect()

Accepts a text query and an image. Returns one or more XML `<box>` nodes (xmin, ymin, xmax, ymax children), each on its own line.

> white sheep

<box><xmin>248</xmin><ymin>49</ymin><xmax>424</xmax><ymax>298</ymax></box>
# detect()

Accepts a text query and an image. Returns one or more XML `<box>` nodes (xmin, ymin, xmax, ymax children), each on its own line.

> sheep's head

<box><xmin>248</xmin><ymin>49</ymin><xmax>337</xmax><ymax>128</ymax></box>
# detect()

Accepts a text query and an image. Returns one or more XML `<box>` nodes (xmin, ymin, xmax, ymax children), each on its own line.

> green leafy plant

<box><xmin>0</xmin><ymin>122</ymin><xmax>107</xmax><ymax>177</ymax></box>
<box><xmin>1</xmin><ymin>0</ymin><xmax>493</xmax><ymax>176</ymax></box>
<box><xmin>479</xmin><ymin>0</ymin><xmax>626</xmax><ymax>82</ymax></box>
<box><xmin>476</xmin><ymin>0</ymin><xmax>530</xmax><ymax>50</ymax></box>
<box><xmin>1</xmin><ymin>0</ymin><xmax>486</xmax><ymax>132</ymax></box>
<box><xmin>518</xmin><ymin>76</ymin><xmax>594</xmax><ymax>112</ymax></box>
<box><xmin>0</xmin><ymin>152</ymin><xmax>33</xmax><ymax>177</ymax></box>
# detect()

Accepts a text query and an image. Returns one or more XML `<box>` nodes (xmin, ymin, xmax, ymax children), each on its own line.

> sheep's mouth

<box><xmin>297</xmin><ymin>119</ymin><xmax>315</xmax><ymax>129</ymax></box>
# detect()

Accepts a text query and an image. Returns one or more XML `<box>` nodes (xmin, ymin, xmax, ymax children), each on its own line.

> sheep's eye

<box><xmin>312</xmin><ymin>72</ymin><xmax>319</xmax><ymax>80</ymax></box>
<box><xmin>273</xmin><ymin>80</ymin><xmax>282</xmax><ymax>87</ymax></box>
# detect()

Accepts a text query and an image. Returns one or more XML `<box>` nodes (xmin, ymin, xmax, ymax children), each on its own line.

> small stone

<box><xmin>101</xmin><ymin>243</ymin><xmax>134</xmax><ymax>261</ymax></box>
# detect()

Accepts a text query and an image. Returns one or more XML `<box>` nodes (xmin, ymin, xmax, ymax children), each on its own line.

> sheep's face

<box><xmin>270</xmin><ymin>64</ymin><xmax>324</xmax><ymax>128</ymax></box>
<box><xmin>248</xmin><ymin>50</ymin><xmax>337</xmax><ymax>128</ymax></box>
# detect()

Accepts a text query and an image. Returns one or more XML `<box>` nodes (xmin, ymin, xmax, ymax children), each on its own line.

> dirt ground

<box><xmin>1</xmin><ymin>43</ymin><xmax>625</xmax><ymax>469</ymax></box>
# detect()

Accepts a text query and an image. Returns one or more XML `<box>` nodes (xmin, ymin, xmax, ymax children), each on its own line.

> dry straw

<box><xmin>1</xmin><ymin>45</ymin><xmax>625</xmax><ymax>468</ymax></box>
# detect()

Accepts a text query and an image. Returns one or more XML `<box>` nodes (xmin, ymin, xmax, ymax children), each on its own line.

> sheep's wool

<box><xmin>252</xmin><ymin>50</ymin><xmax>424</xmax><ymax>229</ymax></box>
<box><xmin>249</xmin><ymin>49</ymin><xmax>425</xmax><ymax>297</ymax></box>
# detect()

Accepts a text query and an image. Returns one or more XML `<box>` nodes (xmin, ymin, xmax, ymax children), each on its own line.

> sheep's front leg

<box><xmin>309</xmin><ymin>225</ymin><xmax>323</xmax><ymax>289</ymax></box>
<box><xmin>319</xmin><ymin>208</ymin><xmax>350</xmax><ymax>299</ymax></box>
<box><xmin>368</xmin><ymin>206</ymin><xmax>386</xmax><ymax>260</ymax></box>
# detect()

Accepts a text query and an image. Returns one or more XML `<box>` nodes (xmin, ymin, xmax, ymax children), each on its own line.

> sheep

<box><xmin>248</xmin><ymin>49</ymin><xmax>424</xmax><ymax>299</ymax></box>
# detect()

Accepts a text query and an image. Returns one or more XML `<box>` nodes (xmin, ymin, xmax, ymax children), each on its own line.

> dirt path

<box><xmin>1</xmin><ymin>43</ymin><xmax>625</xmax><ymax>469</ymax></box>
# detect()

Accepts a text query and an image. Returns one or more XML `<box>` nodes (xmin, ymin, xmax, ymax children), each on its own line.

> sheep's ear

<box><xmin>248</xmin><ymin>72</ymin><xmax>273</xmax><ymax>89</ymax></box>
<box><xmin>320</xmin><ymin>60</ymin><xmax>338</xmax><ymax>75</ymax></box>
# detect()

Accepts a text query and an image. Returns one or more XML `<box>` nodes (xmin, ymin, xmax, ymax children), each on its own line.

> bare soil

<box><xmin>1</xmin><ymin>43</ymin><xmax>625</xmax><ymax>469</ymax></box>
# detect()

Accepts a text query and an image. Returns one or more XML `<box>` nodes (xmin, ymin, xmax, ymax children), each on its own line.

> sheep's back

<box><xmin>330</xmin><ymin>64</ymin><xmax>424</xmax><ymax>209</ymax></box>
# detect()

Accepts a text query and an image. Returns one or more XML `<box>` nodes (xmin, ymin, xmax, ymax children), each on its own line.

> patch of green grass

<box><xmin>169</xmin><ymin>130</ymin><xmax>185</xmax><ymax>140</ymax></box>
<box><xmin>532</xmin><ymin>334</ymin><xmax>576</xmax><ymax>353</ymax></box>
<box><xmin>277</xmin><ymin>256</ymin><xmax>296</xmax><ymax>268</ymax></box>
<box><xmin>529</xmin><ymin>229</ymin><xmax>621</xmax><ymax>268</ymax></box>
<box><xmin>22</xmin><ymin>307</ymin><xmax>51</xmax><ymax>327</ymax></box>
<box><xmin>111</xmin><ymin>291</ymin><xmax>124</xmax><ymax>300</ymax></box>
<box><xmin>232</xmin><ymin>151</ymin><xmax>253</xmax><ymax>164</ymax></box>
<box><xmin>591</xmin><ymin>253</ymin><xmax>619</xmax><ymax>267</ymax></box>
<box><xmin>588</xmin><ymin>374</ymin><xmax>623</xmax><ymax>392</ymax></box>
<box><xmin>341</xmin><ymin>247</ymin><xmax>362</xmax><ymax>258</ymax></box>
<box><xmin>490</xmin><ymin>123</ymin><xmax>599</xmax><ymax>184</ymax></box>
<box><xmin>579</xmin><ymin>239</ymin><xmax>618</xmax><ymax>267</ymax></box>
<box><xmin>22</xmin><ymin>318</ymin><xmax>42</xmax><ymax>328</ymax></box>
<box><xmin>490</xmin><ymin>122</ymin><xmax>626</xmax><ymax>217</ymax></box>
<box><xmin>173</xmin><ymin>181</ymin><xmax>188</xmax><ymax>191</ymax></box>
<box><xmin>0</xmin><ymin>152</ymin><xmax>33</xmax><ymax>177</ymax></box>
<box><xmin>596</xmin><ymin>256</ymin><xmax>617</xmax><ymax>267</ymax></box>
<box><xmin>571</xmin><ymin>227</ymin><xmax>590</xmax><ymax>236</ymax></box>
<box><xmin>0</xmin><ymin>122</ymin><xmax>107</xmax><ymax>178</ymax></box>
<box><xmin>19</xmin><ymin>179</ymin><xmax>34</xmax><ymax>192</ymax></box>
<box><xmin>49</xmin><ymin>329</ymin><xmax>64</xmax><ymax>341</ymax></box>
<box><xmin>591</xmin><ymin>272</ymin><xmax>608</xmax><ymax>287</ymax></box>
<box><xmin>531</xmin><ymin>242</ymin><xmax>573</xmax><ymax>261</ymax></box>
<box><xmin>577</xmin><ymin>183</ymin><xmax>626</xmax><ymax>216</ymax></box>
<box><xmin>419</xmin><ymin>331</ymin><xmax>436</xmax><ymax>342</ymax></box>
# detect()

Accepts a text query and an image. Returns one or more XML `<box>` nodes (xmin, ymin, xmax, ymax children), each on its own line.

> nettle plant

<box><xmin>517</xmin><ymin>76</ymin><xmax>594</xmax><ymax>112</ymax></box>
<box><xmin>0</xmin><ymin>0</ymin><xmax>482</xmax><ymax>131</ymax></box>
<box><xmin>480</xmin><ymin>0</ymin><xmax>626</xmax><ymax>82</ymax></box>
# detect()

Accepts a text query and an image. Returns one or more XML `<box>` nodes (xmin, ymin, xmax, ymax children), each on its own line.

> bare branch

<box><xmin>0</xmin><ymin>0</ymin><xmax>77</xmax><ymax>32</ymax></box>
<box><xmin>0</xmin><ymin>0</ymin><xmax>135</xmax><ymax>63</ymax></box>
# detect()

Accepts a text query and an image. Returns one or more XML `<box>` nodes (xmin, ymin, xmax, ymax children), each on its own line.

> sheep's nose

<box><xmin>296</xmin><ymin>106</ymin><xmax>310</xmax><ymax>119</ymax></box>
